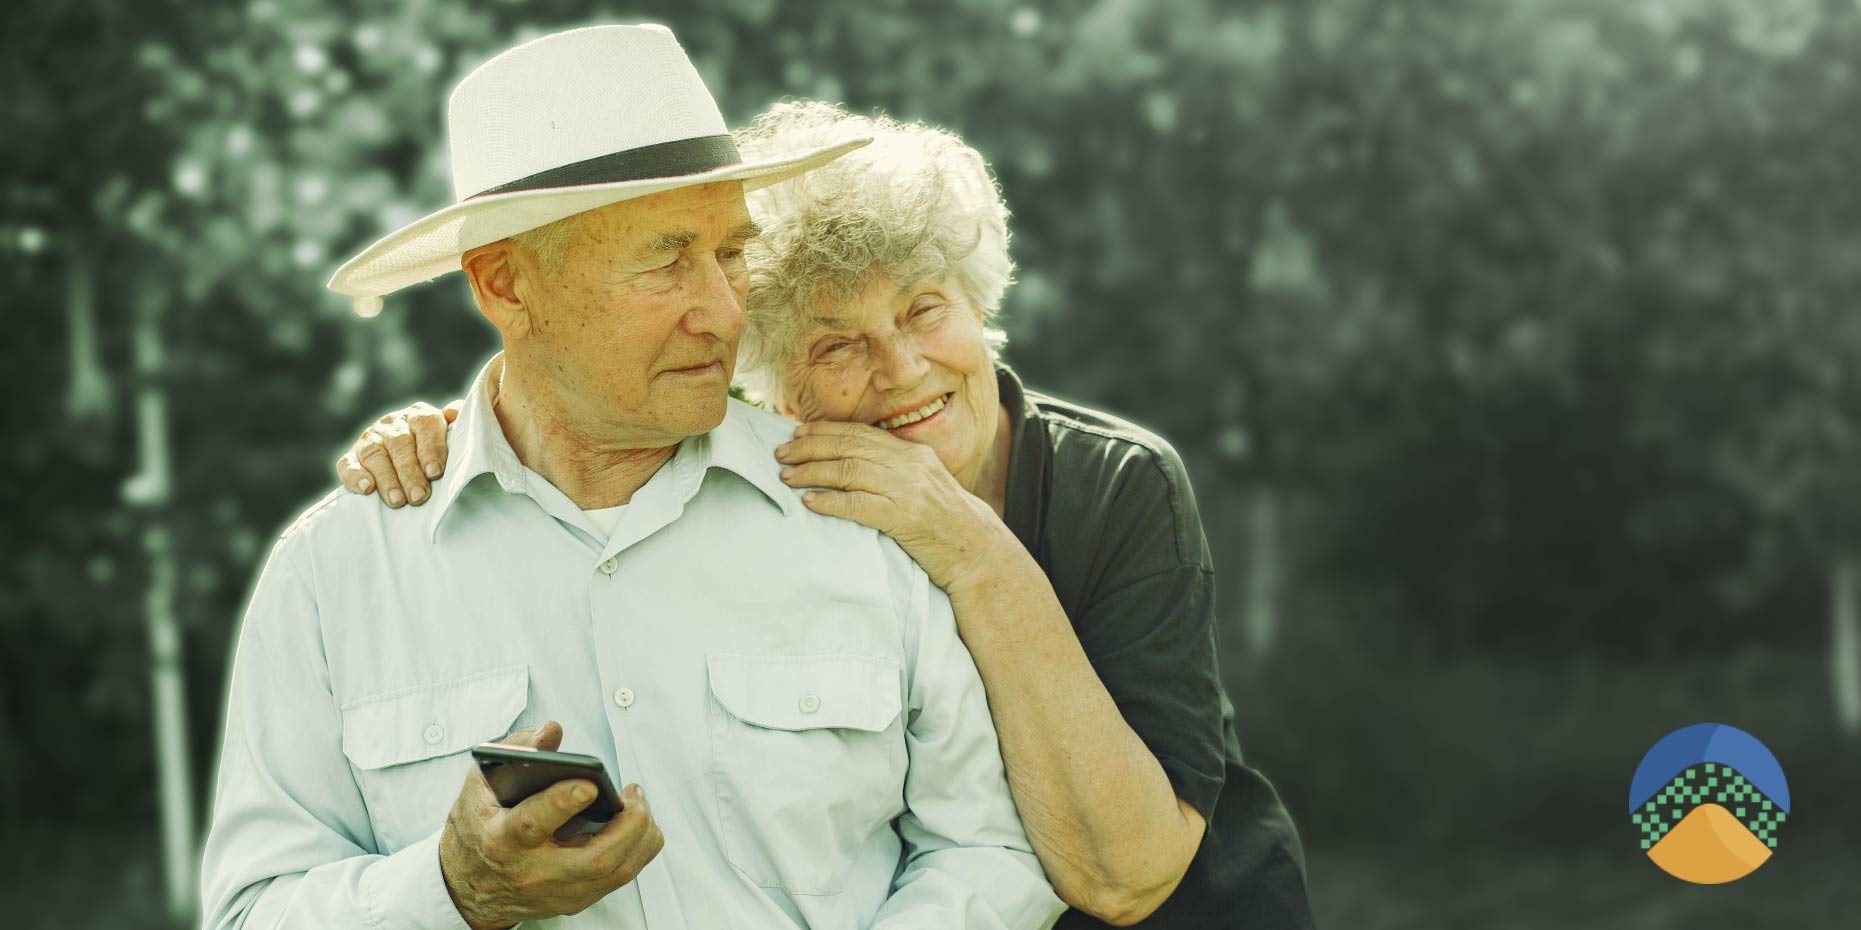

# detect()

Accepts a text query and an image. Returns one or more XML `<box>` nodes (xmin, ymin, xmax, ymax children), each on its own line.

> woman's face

<box><xmin>776</xmin><ymin>271</ymin><xmax>1001</xmax><ymax>488</ymax></box>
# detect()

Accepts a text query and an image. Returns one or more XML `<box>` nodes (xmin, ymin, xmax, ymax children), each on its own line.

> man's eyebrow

<box><xmin>645</xmin><ymin>230</ymin><xmax>697</xmax><ymax>254</ymax></box>
<box><xmin>639</xmin><ymin>222</ymin><xmax>762</xmax><ymax>258</ymax></box>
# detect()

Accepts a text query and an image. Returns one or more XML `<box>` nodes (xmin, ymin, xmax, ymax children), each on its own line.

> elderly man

<box><xmin>199</xmin><ymin>25</ymin><xmax>1063</xmax><ymax>930</ymax></box>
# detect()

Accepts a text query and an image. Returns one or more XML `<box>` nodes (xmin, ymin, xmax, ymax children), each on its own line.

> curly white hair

<box><xmin>732</xmin><ymin>100</ymin><xmax>1013</xmax><ymax>404</ymax></box>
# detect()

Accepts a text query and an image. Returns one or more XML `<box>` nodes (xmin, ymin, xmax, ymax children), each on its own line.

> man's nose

<box><xmin>870</xmin><ymin>331</ymin><xmax>931</xmax><ymax>392</ymax></box>
<box><xmin>682</xmin><ymin>255</ymin><xmax>746</xmax><ymax>341</ymax></box>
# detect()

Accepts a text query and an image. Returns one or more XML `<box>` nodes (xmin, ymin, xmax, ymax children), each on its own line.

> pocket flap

<box><xmin>706</xmin><ymin>654</ymin><xmax>902</xmax><ymax>732</ymax></box>
<box><xmin>340</xmin><ymin>665</ymin><xmax>529</xmax><ymax>770</ymax></box>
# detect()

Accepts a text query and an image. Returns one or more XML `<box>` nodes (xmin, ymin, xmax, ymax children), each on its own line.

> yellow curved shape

<box><xmin>1647</xmin><ymin>803</ymin><xmax>1772</xmax><ymax>884</ymax></box>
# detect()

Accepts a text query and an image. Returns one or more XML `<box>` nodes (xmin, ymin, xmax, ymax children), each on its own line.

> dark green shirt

<box><xmin>998</xmin><ymin>366</ymin><xmax>1313</xmax><ymax>930</ymax></box>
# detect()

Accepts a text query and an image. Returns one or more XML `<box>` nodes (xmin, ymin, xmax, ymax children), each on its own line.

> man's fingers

<box><xmin>336</xmin><ymin>452</ymin><xmax>376</xmax><ymax>495</ymax></box>
<box><xmin>504</xmin><ymin>778</ymin><xmax>597</xmax><ymax>846</ymax></box>
<box><xmin>356</xmin><ymin>435</ymin><xmax>407</xmax><ymax>508</ymax></box>
<box><xmin>379</xmin><ymin>421</ymin><xmax>431</xmax><ymax>505</ymax></box>
<box><xmin>405</xmin><ymin>402</ymin><xmax>452</xmax><ymax>480</ymax></box>
<box><xmin>500</xmin><ymin>720</ymin><xmax>564</xmax><ymax>752</ymax></box>
<box><xmin>458</xmin><ymin>760</ymin><xmax>502</xmax><ymax>819</ymax></box>
<box><xmin>587</xmin><ymin>785</ymin><xmax>660</xmax><ymax>875</ymax></box>
<box><xmin>444</xmin><ymin>399</ymin><xmax>463</xmax><ymax>423</ymax></box>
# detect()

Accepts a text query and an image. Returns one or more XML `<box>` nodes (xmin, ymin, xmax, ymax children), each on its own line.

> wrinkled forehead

<box><xmin>798</xmin><ymin>270</ymin><xmax>956</xmax><ymax>333</ymax></box>
<box><xmin>583</xmin><ymin>181</ymin><xmax>755</xmax><ymax>247</ymax></box>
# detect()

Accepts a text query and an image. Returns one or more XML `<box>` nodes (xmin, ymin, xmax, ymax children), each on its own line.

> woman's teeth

<box><xmin>877</xmin><ymin>395</ymin><xmax>947</xmax><ymax>430</ymax></box>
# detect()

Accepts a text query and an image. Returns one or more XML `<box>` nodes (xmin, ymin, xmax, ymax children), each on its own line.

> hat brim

<box><xmin>328</xmin><ymin>137</ymin><xmax>869</xmax><ymax>304</ymax></box>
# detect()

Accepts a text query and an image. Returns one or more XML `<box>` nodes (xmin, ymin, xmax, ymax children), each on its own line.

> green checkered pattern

<box><xmin>1633</xmin><ymin>762</ymin><xmax>1786</xmax><ymax>851</ymax></box>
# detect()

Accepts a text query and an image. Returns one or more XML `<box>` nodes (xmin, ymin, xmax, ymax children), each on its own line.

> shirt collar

<box><xmin>426</xmin><ymin>357</ymin><xmax>795</xmax><ymax>542</ymax></box>
<box><xmin>698</xmin><ymin>398</ymin><xmax>802</xmax><ymax>519</ymax></box>
<box><xmin>424</xmin><ymin>357</ymin><xmax>527</xmax><ymax>542</ymax></box>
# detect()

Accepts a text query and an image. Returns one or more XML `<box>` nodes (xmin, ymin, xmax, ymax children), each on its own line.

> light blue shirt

<box><xmin>199</xmin><ymin>359</ymin><xmax>1063</xmax><ymax>930</ymax></box>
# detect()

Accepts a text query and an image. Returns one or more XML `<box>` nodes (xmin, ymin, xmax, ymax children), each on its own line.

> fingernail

<box><xmin>572</xmin><ymin>784</ymin><xmax>594</xmax><ymax>803</ymax></box>
<box><xmin>774</xmin><ymin>444</ymin><xmax>790</xmax><ymax>460</ymax></box>
<box><xmin>780</xmin><ymin>467</ymin><xmax>794</xmax><ymax>481</ymax></box>
<box><xmin>410</xmin><ymin>486</ymin><xmax>427</xmax><ymax>503</ymax></box>
<box><xmin>425</xmin><ymin>463</ymin><xmax>441</xmax><ymax>478</ymax></box>
<box><xmin>358</xmin><ymin>478</ymin><xmax>373</xmax><ymax>494</ymax></box>
<box><xmin>388</xmin><ymin>489</ymin><xmax>405</xmax><ymax>505</ymax></box>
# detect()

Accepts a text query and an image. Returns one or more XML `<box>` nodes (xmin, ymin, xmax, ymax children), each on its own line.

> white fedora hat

<box><xmin>328</xmin><ymin>24</ymin><xmax>867</xmax><ymax>315</ymax></box>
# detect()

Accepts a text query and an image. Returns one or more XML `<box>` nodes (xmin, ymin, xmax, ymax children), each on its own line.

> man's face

<box><xmin>515</xmin><ymin>182</ymin><xmax>757</xmax><ymax>444</ymax></box>
<box><xmin>779</xmin><ymin>272</ymin><xmax>1001</xmax><ymax>487</ymax></box>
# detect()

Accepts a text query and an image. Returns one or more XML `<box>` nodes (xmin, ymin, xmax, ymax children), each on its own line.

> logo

<box><xmin>1629</xmin><ymin>723</ymin><xmax>1790</xmax><ymax>884</ymax></box>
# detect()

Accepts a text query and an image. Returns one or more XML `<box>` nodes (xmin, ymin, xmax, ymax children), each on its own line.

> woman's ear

<box><xmin>463</xmin><ymin>241</ymin><xmax>531</xmax><ymax>340</ymax></box>
<box><xmin>774</xmin><ymin>393</ymin><xmax>800</xmax><ymax>420</ymax></box>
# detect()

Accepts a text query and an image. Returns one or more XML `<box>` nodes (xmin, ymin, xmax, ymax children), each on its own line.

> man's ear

<box><xmin>462</xmin><ymin>241</ymin><xmax>531</xmax><ymax>339</ymax></box>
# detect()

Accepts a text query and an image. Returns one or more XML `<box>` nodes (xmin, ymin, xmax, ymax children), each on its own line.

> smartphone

<box><xmin>472</xmin><ymin>742</ymin><xmax>626</xmax><ymax>841</ymax></box>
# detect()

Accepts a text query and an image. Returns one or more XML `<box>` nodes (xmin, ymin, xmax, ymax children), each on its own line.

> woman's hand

<box><xmin>775</xmin><ymin>420</ymin><xmax>1014</xmax><ymax>591</ymax></box>
<box><xmin>336</xmin><ymin>401</ymin><xmax>461</xmax><ymax>507</ymax></box>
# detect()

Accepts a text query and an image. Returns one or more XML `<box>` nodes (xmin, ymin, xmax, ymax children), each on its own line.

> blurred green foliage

<box><xmin>5</xmin><ymin>0</ymin><xmax>1861</xmax><ymax>863</ymax></box>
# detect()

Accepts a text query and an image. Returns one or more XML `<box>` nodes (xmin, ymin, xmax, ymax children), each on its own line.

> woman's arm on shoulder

<box><xmin>943</xmin><ymin>535</ymin><xmax>1210</xmax><ymax>926</ymax></box>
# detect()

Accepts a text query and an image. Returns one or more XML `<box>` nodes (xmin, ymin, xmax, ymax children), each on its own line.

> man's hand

<box><xmin>438</xmin><ymin>721</ymin><xmax>664</xmax><ymax>930</ymax></box>
<box><xmin>335</xmin><ymin>401</ymin><xmax>460</xmax><ymax>508</ymax></box>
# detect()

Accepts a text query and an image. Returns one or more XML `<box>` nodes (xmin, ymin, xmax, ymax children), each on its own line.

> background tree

<box><xmin>7</xmin><ymin>0</ymin><xmax>1859</xmax><ymax>924</ymax></box>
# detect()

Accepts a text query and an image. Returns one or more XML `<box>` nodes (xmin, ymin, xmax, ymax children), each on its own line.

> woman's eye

<box><xmin>817</xmin><ymin>341</ymin><xmax>852</xmax><ymax>359</ymax></box>
<box><xmin>910</xmin><ymin>303</ymin><xmax>940</xmax><ymax>319</ymax></box>
<box><xmin>718</xmin><ymin>248</ymin><xmax>743</xmax><ymax>262</ymax></box>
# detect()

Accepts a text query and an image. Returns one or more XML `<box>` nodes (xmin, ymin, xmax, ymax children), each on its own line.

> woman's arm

<box><xmin>940</xmin><ymin>528</ymin><xmax>1207</xmax><ymax>925</ymax></box>
<box><xmin>777</xmin><ymin>422</ymin><xmax>1206</xmax><ymax>924</ymax></box>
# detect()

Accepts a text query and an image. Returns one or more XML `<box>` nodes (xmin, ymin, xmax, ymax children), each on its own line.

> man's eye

<box><xmin>910</xmin><ymin>303</ymin><xmax>940</xmax><ymax>320</ymax></box>
<box><xmin>718</xmin><ymin>248</ymin><xmax>744</xmax><ymax>262</ymax></box>
<box><xmin>819</xmin><ymin>341</ymin><xmax>851</xmax><ymax>357</ymax></box>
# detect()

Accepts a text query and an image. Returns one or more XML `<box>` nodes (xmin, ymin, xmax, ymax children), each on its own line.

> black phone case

<box><xmin>472</xmin><ymin>744</ymin><xmax>625</xmax><ymax>840</ymax></box>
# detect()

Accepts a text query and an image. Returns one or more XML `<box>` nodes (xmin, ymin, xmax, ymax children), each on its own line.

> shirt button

<box><xmin>613</xmin><ymin>687</ymin><xmax>635</xmax><ymax>708</ymax></box>
<box><xmin>422</xmin><ymin>723</ymin><xmax>445</xmax><ymax>745</ymax></box>
<box><xmin>798</xmin><ymin>693</ymin><xmax>820</xmax><ymax>714</ymax></box>
<box><xmin>598</xmin><ymin>557</ymin><xmax>619</xmax><ymax>575</ymax></box>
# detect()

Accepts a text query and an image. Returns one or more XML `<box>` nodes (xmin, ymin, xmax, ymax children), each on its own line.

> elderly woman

<box><xmin>335</xmin><ymin>102</ymin><xmax>1311</xmax><ymax>929</ymax></box>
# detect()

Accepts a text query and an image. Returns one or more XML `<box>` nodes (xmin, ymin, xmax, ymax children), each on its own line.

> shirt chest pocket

<box><xmin>339</xmin><ymin>665</ymin><xmax>532</xmax><ymax>853</ymax></box>
<box><xmin>706</xmin><ymin>654</ymin><xmax>907</xmax><ymax>895</ymax></box>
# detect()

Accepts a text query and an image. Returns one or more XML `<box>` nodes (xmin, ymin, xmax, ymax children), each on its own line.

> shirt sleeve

<box><xmin>199</xmin><ymin>539</ymin><xmax>472</xmax><ymax>930</ymax></box>
<box><xmin>1071</xmin><ymin>445</ymin><xmax>1229</xmax><ymax>819</ymax></box>
<box><xmin>867</xmin><ymin>541</ymin><xmax>1066</xmax><ymax>930</ymax></box>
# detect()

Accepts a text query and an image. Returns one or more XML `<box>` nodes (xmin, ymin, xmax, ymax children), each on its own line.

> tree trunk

<box><xmin>1833</xmin><ymin>550</ymin><xmax>1861</xmax><ymax>736</ymax></box>
<box><xmin>1244</xmin><ymin>481</ymin><xmax>1281</xmax><ymax>660</ymax></box>
<box><xmin>127</xmin><ymin>290</ymin><xmax>195</xmax><ymax>920</ymax></box>
<box><xmin>65</xmin><ymin>255</ymin><xmax>110</xmax><ymax>422</ymax></box>
<box><xmin>0</xmin><ymin>681</ymin><xmax>19</xmax><ymax>829</ymax></box>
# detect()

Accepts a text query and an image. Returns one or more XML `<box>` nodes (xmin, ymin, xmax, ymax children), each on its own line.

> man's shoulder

<box><xmin>714</xmin><ymin>398</ymin><xmax>814</xmax><ymax>509</ymax></box>
<box><xmin>722</xmin><ymin>397</ymin><xmax>801</xmax><ymax>457</ymax></box>
<box><xmin>717</xmin><ymin>399</ymin><xmax>937</xmax><ymax>580</ymax></box>
<box><xmin>271</xmin><ymin>483</ymin><xmax>421</xmax><ymax>560</ymax></box>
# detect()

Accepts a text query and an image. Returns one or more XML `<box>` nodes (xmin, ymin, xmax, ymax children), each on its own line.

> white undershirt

<box><xmin>584</xmin><ymin>503</ymin><xmax>627</xmax><ymax>538</ymax></box>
